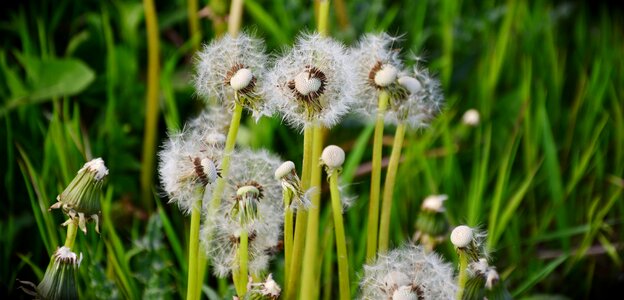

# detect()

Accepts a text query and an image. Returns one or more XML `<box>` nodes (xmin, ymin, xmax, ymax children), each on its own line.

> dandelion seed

<box><xmin>266</xmin><ymin>32</ymin><xmax>355</xmax><ymax>130</ymax></box>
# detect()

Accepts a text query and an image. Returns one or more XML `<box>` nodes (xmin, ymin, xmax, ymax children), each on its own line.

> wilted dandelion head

<box><xmin>385</xmin><ymin>65</ymin><xmax>444</xmax><ymax>128</ymax></box>
<box><xmin>450</xmin><ymin>225</ymin><xmax>488</xmax><ymax>261</ymax></box>
<box><xmin>194</xmin><ymin>32</ymin><xmax>269</xmax><ymax>120</ymax></box>
<box><xmin>464</xmin><ymin>259</ymin><xmax>511</xmax><ymax>300</ymax></box>
<box><xmin>247</xmin><ymin>273</ymin><xmax>281</xmax><ymax>300</ymax></box>
<box><xmin>49</xmin><ymin>158</ymin><xmax>108</xmax><ymax>234</ymax></box>
<box><xmin>275</xmin><ymin>161</ymin><xmax>310</xmax><ymax>211</ymax></box>
<box><xmin>359</xmin><ymin>244</ymin><xmax>457</xmax><ymax>300</ymax></box>
<box><xmin>351</xmin><ymin>33</ymin><xmax>405</xmax><ymax>116</ymax></box>
<box><xmin>158</xmin><ymin>109</ymin><xmax>227</xmax><ymax>215</ymax></box>
<box><xmin>201</xmin><ymin>149</ymin><xmax>283</xmax><ymax>277</ymax></box>
<box><xmin>266</xmin><ymin>32</ymin><xmax>355</xmax><ymax>130</ymax></box>
<box><xmin>19</xmin><ymin>246</ymin><xmax>82</xmax><ymax>299</ymax></box>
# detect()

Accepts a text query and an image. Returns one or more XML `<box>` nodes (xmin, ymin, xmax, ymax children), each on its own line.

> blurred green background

<box><xmin>1</xmin><ymin>0</ymin><xmax>622</xmax><ymax>299</ymax></box>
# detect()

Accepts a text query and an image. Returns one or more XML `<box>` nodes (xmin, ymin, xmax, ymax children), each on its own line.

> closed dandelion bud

<box><xmin>245</xmin><ymin>274</ymin><xmax>281</xmax><ymax>300</ymax></box>
<box><xmin>359</xmin><ymin>244</ymin><xmax>457</xmax><ymax>299</ymax></box>
<box><xmin>414</xmin><ymin>195</ymin><xmax>449</xmax><ymax>250</ymax></box>
<box><xmin>49</xmin><ymin>158</ymin><xmax>108</xmax><ymax>234</ymax></box>
<box><xmin>266</xmin><ymin>32</ymin><xmax>355</xmax><ymax>130</ymax></box>
<box><xmin>321</xmin><ymin>145</ymin><xmax>345</xmax><ymax>171</ymax></box>
<box><xmin>201</xmin><ymin>149</ymin><xmax>283</xmax><ymax>277</ymax></box>
<box><xmin>19</xmin><ymin>246</ymin><xmax>82</xmax><ymax>300</ymax></box>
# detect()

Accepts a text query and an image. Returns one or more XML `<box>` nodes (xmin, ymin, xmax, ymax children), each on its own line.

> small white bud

<box><xmin>229</xmin><ymin>68</ymin><xmax>253</xmax><ymax>91</ymax></box>
<box><xmin>237</xmin><ymin>185</ymin><xmax>260</xmax><ymax>197</ymax></box>
<box><xmin>275</xmin><ymin>161</ymin><xmax>296</xmax><ymax>179</ymax></box>
<box><xmin>80</xmin><ymin>158</ymin><xmax>109</xmax><ymax>181</ymax></box>
<box><xmin>398</xmin><ymin>76</ymin><xmax>422</xmax><ymax>94</ymax></box>
<box><xmin>462</xmin><ymin>109</ymin><xmax>480</xmax><ymax>126</ymax></box>
<box><xmin>374</xmin><ymin>64</ymin><xmax>398</xmax><ymax>87</ymax></box>
<box><xmin>421</xmin><ymin>194</ymin><xmax>448</xmax><ymax>212</ymax></box>
<box><xmin>321</xmin><ymin>145</ymin><xmax>345</xmax><ymax>169</ymax></box>
<box><xmin>392</xmin><ymin>285</ymin><xmax>419</xmax><ymax>300</ymax></box>
<box><xmin>450</xmin><ymin>225</ymin><xmax>474</xmax><ymax>248</ymax></box>
<box><xmin>485</xmin><ymin>269</ymin><xmax>500</xmax><ymax>290</ymax></box>
<box><xmin>294</xmin><ymin>71</ymin><xmax>322</xmax><ymax>95</ymax></box>
<box><xmin>200</xmin><ymin>158</ymin><xmax>218</xmax><ymax>184</ymax></box>
<box><xmin>383</xmin><ymin>271</ymin><xmax>410</xmax><ymax>289</ymax></box>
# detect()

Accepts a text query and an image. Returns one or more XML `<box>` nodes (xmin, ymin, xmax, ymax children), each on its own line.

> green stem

<box><xmin>286</xmin><ymin>126</ymin><xmax>313</xmax><ymax>299</ymax></box>
<box><xmin>187</xmin><ymin>0</ymin><xmax>201</xmax><ymax>52</ymax></box>
<box><xmin>366</xmin><ymin>91</ymin><xmax>389</xmax><ymax>262</ymax></box>
<box><xmin>284</xmin><ymin>190</ymin><xmax>294</xmax><ymax>286</ymax></box>
<box><xmin>457</xmin><ymin>251</ymin><xmax>469</xmax><ymax>300</ymax></box>
<box><xmin>232</xmin><ymin>267</ymin><xmax>241</xmax><ymax>296</ymax></box>
<box><xmin>63</xmin><ymin>221</ymin><xmax>78</xmax><ymax>249</ymax></box>
<box><xmin>378</xmin><ymin>123</ymin><xmax>406</xmax><ymax>253</ymax></box>
<box><xmin>317</xmin><ymin>0</ymin><xmax>330</xmax><ymax>36</ymax></box>
<box><xmin>140</xmin><ymin>0</ymin><xmax>161</xmax><ymax>212</ymax></box>
<box><xmin>238</xmin><ymin>229</ymin><xmax>249</xmax><ymax>297</ymax></box>
<box><xmin>301</xmin><ymin>125</ymin><xmax>324</xmax><ymax>300</ymax></box>
<box><xmin>329</xmin><ymin>170</ymin><xmax>351</xmax><ymax>300</ymax></box>
<box><xmin>196</xmin><ymin>102</ymin><xmax>244</xmax><ymax>298</ymax></box>
<box><xmin>186</xmin><ymin>192</ymin><xmax>203</xmax><ymax>300</ymax></box>
<box><xmin>228</xmin><ymin>0</ymin><xmax>244</xmax><ymax>36</ymax></box>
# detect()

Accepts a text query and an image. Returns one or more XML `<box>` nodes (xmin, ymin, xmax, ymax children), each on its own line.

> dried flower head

<box><xmin>19</xmin><ymin>246</ymin><xmax>82</xmax><ymax>300</ymax></box>
<box><xmin>49</xmin><ymin>158</ymin><xmax>108</xmax><ymax>234</ymax></box>
<box><xmin>158</xmin><ymin>108</ymin><xmax>227</xmax><ymax>214</ymax></box>
<box><xmin>414</xmin><ymin>195</ymin><xmax>449</xmax><ymax>251</ymax></box>
<box><xmin>450</xmin><ymin>225</ymin><xmax>488</xmax><ymax>262</ymax></box>
<box><xmin>194</xmin><ymin>32</ymin><xmax>269</xmax><ymax>120</ymax></box>
<box><xmin>351</xmin><ymin>33</ymin><xmax>406</xmax><ymax>116</ymax></box>
<box><xmin>275</xmin><ymin>161</ymin><xmax>310</xmax><ymax>211</ymax></box>
<box><xmin>266</xmin><ymin>32</ymin><xmax>355</xmax><ymax>130</ymax></box>
<box><xmin>359</xmin><ymin>244</ymin><xmax>457</xmax><ymax>299</ymax></box>
<box><xmin>201</xmin><ymin>149</ymin><xmax>283</xmax><ymax>277</ymax></box>
<box><xmin>246</xmin><ymin>273</ymin><xmax>281</xmax><ymax>300</ymax></box>
<box><xmin>464</xmin><ymin>259</ymin><xmax>512</xmax><ymax>300</ymax></box>
<box><xmin>385</xmin><ymin>65</ymin><xmax>444</xmax><ymax>128</ymax></box>
<box><xmin>321</xmin><ymin>145</ymin><xmax>346</xmax><ymax>171</ymax></box>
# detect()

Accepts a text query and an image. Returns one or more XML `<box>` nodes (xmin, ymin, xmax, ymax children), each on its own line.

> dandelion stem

<box><xmin>187</xmin><ymin>0</ymin><xmax>201</xmax><ymax>52</ymax></box>
<box><xmin>63</xmin><ymin>221</ymin><xmax>78</xmax><ymax>250</ymax></box>
<box><xmin>286</xmin><ymin>126</ymin><xmax>313</xmax><ymax>299</ymax></box>
<box><xmin>317</xmin><ymin>0</ymin><xmax>330</xmax><ymax>36</ymax></box>
<box><xmin>228</xmin><ymin>0</ymin><xmax>244</xmax><ymax>36</ymax></box>
<box><xmin>238</xmin><ymin>229</ymin><xmax>249</xmax><ymax>297</ymax></box>
<box><xmin>366</xmin><ymin>90</ymin><xmax>389</xmax><ymax>262</ymax></box>
<box><xmin>140</xmin><ymin>0</ymin><xmax>161</xmax><ymax>212</ymax></box>
<box><xmin>301</xmin><ymin>124</ymin><xmax>324</xmax><ymax>300</ymax></box>
<box><xmin>378</xmin><ymin>123</ymin><xmax>406</xmax><ymax>253</ymax></box>
<box><xmin>457</xmin><ymin>251</ymin><xmax>469</xmax><ymax>300</ymax></box>
<box><xmin>186</xmin><ymin>191</ymin><xmax>204</xmax><ymax>300</ymax></box>
<box><xmin>196</xmin><ymin>102</ymin><xmax>244</xmax><ymax>298</ymax></box>
<box><xmin>329</xmin><ymin>170</ymin><xmax>351</xmax><ymax>300</ymax></box>
<box><xmin>284</xmin><ymin>190</ymin><xmax>294</xmax><ymax>286</ymax></box>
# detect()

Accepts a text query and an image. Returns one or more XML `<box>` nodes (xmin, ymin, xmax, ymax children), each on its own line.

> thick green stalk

<box><xmin>228</xmin><ymin>0</ymin><xmax>244</xmax><ymax>36</ymax></box>
<box><xmin>187</xmin><ymin>0</ymin><xmax>201</xmax><ymax>52</ymax></box>
<box><xmin>366</xmin><ymin>91</ymin><xmax>389</xmax><ymax>262</ymax></box>
<box><xmin>284</xmin><ymin>190</ymin><xmax>294</xmax><ymax>286</ymax></box>
<box><xmin>238</xmin><ymin>229</ymin><xmax>249</xmax><ymax>296</ymax></box>
<box><xmin>186</xmin><ymin>192</ymin><xmax>203</xmax><ymax>300</ymax></box>
<box><xmin>378</xmin><ymin>123</ymin><xmax>406</xmax><ymax>253</ymax></box>
<box><xmin>140</xmin><ymin>0</ymin><xmax>161</xmax><ymax>212</ymax></box>
<box><xmin>63</xmin><ymin>222</ymin><xmax>78</xmax><ymax>250</ymax></box>
<box><xmin>317</xmin><ymin>0</ymin><xmax>330</xmax><ymax>36</ymax></box>
<box><xmin>329</xmin><ymin>170</ymin><xmax>351</xmax><ymax>300</ymax></box>
<box><xmin>196</xmin><ymin>102</ymin><xmax>243</xmax><ymax>299</ymax></box>
<box><xmin>457</xmin><ymin>251</ymin><xmax>469</xmax><ymax>300</ymax></box>
<box><xmin>301</xmin><ymin>125</ymin><xmax>324</xmax><ymax>300</ymax></box>
<box><xmin>286</xmin><ymin>126</ymin><xmax>313</xmax><ymax>300</ymax></box>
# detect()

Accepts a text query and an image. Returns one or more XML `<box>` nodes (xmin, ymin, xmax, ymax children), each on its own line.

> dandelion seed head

<box><xmin>392</xmin><ymin>286</ymin><xmax>419</xmax><ymax>300</ymax></box>
<box><xmin>275</xmin><ymin>160</ymin><xmax>296</xmax><ymax>180</ymax></box>
<box><xmin>462</xmin><ymin>109</ymin><xmax>480</xmax><ymax>126</ymax></box>
<box><xmin>321</xmin><ymin>145</ymin><xmax>345</xmax><ymax>169</ymax></box>
<box><xmin>451</xmin><ymin>225</ymin><xmax>474</xmax><ymax>248</ymax></box>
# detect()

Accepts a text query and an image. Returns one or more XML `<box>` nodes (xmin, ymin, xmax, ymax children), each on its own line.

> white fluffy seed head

<box><xmin>383</xmin><ymin>271</ymin><xmax>410</xmax><ymax>289</ymax></box>
<box><xmin>201</xmin><ymin>158</ymin><xmax>218</xmax><ymax>184</ymax></box>
<box><xmin>206</xmin><ymin>132</ymin><xmax>226</xmax><ymax>145</ymax></box>
<box><xmin>275</xmin><ymin>161</ymin><xmax>296</xmax><ymax>179</ymax></box>
<box><xmin>421</xmin><ymin>194</ymin><xmax>448</xmax><ymax>212</ymax></box>
<box><xmin>398</xmin><ymin>76</ymin><xmax>422</xmax><ymax>94</ymax></box>
<box><xmin>229</xmin><ymin>68</ymin><xmax>253</xmax><ymax>91</ymax></box>
<box><xmin>321</xmin><ymin>145</ymin><xmax>345</xmax><ymax>169</ymax></box>
<box><xmin>451</xmin><ymin>225</ymin><xmax>474</xmax><ymax>248</ymax></box>
<box><xmin>294</xmin><ymin>71</ymin><xmax>322</xmax><ymax>95</ymax></box>
<box><xmin>80</xmin><ymin>158</ymin><xmax>109</xmax><ymax>181</ymax></box>
<box><xmin>462</xmin><ymin>109</ymin><xmax>480</xmax><ymax>126</ymax></box>
<box><xmin>374</xmin><ymin>64</ymin><xmax>398</xmax><ymax>87</ymax></box>
<box><xmin>392</xmin><ymin>286</ymin><xmax>418</xmax><ymax>300</ymax></box>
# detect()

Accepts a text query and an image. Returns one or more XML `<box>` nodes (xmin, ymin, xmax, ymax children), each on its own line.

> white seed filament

<box><xmin>230</xmin><ymin>68</ymin><xmax>253</xmax><ymax>91</ymax></box>
<box><xmin>81</xmin><ymin>157</ymin><xmax>109</xmax><ymax>181</ymax></box>
<box><xmin>374</xmin><ymin>64</ymin><xmax>398</xmax><ymax>87</ymax></box>
<box><xmin>201</xmin><ymin>158</ymin><xmax>218</xmax><ymax>184</ymax></box>
<box><xmin>321</xmin><ymin>145</ymin><xmax>345</xmax><ymax>169</ymax></box>
<box><xmin>450</xmin><ymin>225</ymin><xmax>474</xmax><ymax>248</ymax></box>
<box><xmin>206</xmin><ymin>132</ymin><xmax>226</xmax><ymax>145</ymax></box>
<box><xmin>392</xmin><ymin>286</ymin><xmax>418</xmax><ymax>300</ymax></box>
<box><xmin>275</xmin><ymin>161</ymin><xmax>296</xmax><ymax>179</ymax></box>
<box><xmin>383</xmin><ymin>271</ymin><xmax>411</xmax><ymax>289</ymax></box>
<box><xmin>398</xmin><ymin>76</ymin><xmax>422</xmax><ymax>94</ymax></box>
<box><xmin>294</xmin><ymin>71</ymin><xmax>322</xmax><ymax>95</ymax></box>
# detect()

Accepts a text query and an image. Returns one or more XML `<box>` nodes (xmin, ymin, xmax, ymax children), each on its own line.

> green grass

<box><xmin>1</xmin><ymin>0</ymin><xmax>622</xmax><ymax>298</ymax></box>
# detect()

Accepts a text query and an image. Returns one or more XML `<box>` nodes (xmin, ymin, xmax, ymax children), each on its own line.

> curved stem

<box><xmin>329</xmin><ymin>171</ymin><xmax>351</xmax><ymax>300</ymax></box>
<box><xmin>456</xmin><ymin>251</ymin><xmax>469</xmax><ymax>300</ymax></box>
<box><xmin>378</xmin><ymin>123</ymin><xmax>406</xmax><ymax>253</ymax></box>
<box><xmin>366</xmin><ymin>91</ymin><xmax>389</xmax><ymax>262</ymax></box>
<box><xmin>301</xmin><ymin>124</ymin><xmax>324</xmax><ymax>300</ymax></box>
<box><xmin>238</xmin><ymin>229</ymin><xmax>249</xmax><ymax>297</ymax></box>
<box><xmin>140</xmin><ymin>0</ymin><xmax>161</xmax><ymax>212</ymax></box>
<box><xmin>63</xmin><ymin>221</ymin><xmax>78</xmax><ymax>249</ymax></box>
